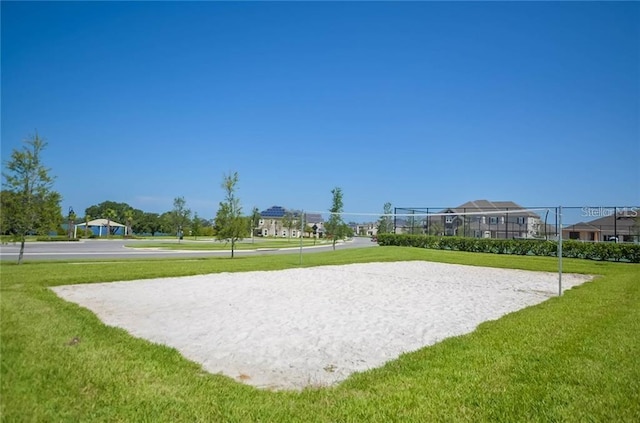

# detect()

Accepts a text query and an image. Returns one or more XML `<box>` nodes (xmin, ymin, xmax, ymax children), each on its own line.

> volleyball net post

<box><xmin>558</xmin><ymin>205</ymin><xmax>563</xmax><ymax>296</ymax></box>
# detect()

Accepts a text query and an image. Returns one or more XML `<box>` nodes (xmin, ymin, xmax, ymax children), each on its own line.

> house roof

<box><xmin>305</xmin><ymin>213</ymin><xmax>324</xmax><ymax>223</ymax></box>
<box><xmin>261</xmin><ymin>206</ymin><xmax>286</xmax><ymax>218</ymax></box>
<box><xmin>75</xmin><ymin>218</ymin><xmax>126</xmax><ymax>228</ymax></box>
<box><xmin>449</xmin><ymin>200</ymin><xmax>540</xmax><ymax>218</ymax></box>
<box><xmin>261</xmin><ymin>206</ymin><xmax>322</xmax><ymax>222</ymax></box>
<box><xmin>562</xmin><ymin>222</ymin><xmax>601</xmax><ymax>232</ymax></box>
<box><xmin>584</xmin><ymin>211</ymin><xmax>638</xmax><ymax>229</ymax></box>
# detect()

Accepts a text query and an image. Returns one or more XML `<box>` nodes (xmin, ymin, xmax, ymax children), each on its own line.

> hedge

<box><xmin>376</xmin><ymin>234</ymin><xmax>640</xmax><ymax>263</ymax></box>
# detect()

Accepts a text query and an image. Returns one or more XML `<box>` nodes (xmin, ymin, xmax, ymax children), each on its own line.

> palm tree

<box><xmin>84</xmin><ymin>214</ymin><xmax>91</xmax><ymax>237</ymax></box>
<box><xmin>124</xmin><ymin>208</ymin><xmax>134</xmax><ymax>237</ymax></box>
<box><xmin>105</xmin><ymin>208</ymin><xmax>117</xmax><ymax>238</ymax></box>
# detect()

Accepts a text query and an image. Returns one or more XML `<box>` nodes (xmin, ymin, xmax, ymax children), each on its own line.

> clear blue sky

<box><xmin>2</xmin><ymin>1</ymin><xmax>639</xmax><ymax>221</ymax></box>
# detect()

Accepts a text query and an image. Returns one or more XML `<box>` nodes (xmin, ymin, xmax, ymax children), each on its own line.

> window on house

<box><xmin>259</xmin><ymin>219</ymin><xmax>264</xmax><ymax>226</ymax></box>
<box><xmin>569</xmin><ymin>232</ymin><xmax>580</xmax><ymax>240</ymax></box>
<box><xmin>445</xmin><ymin>216</ymin><xmax>453</xmax><ymax>223</ymax></box>
<box><xmin>490</xmin><ymin>217</ymin><xmax>498</xmax><ymax>224</ymax></box>
<box><xmin>517</xmin><ymin>217</ymin><xmax>526</xmax><ymax>224</ymax></box>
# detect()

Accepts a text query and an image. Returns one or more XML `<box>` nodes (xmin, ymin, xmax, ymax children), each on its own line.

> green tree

<box><xmin>85</xmin><ymin>201</ymin><xmax>137</xmax><ymax>224</ymax></box>
<box><xmin>1</xmin><ymin>134</ymin><xmax>62</xmax><ymax>263</ymax></box>
<box><xmin>159</xmin><ymin>211</ymin><xmax>174</xmax><ymax>234</ymax></box>
<box><xmin>83</xmin><ymin>213</ymin><xmax>91</xmax><ymax>237</ymax></box>
<box><xmin>171</xmin><ymin>196</ymin><xmax>191</xmax><ymax>241</ymax></box>
<box><xmin>213</xmin><ymin>172</ymin><xmax>247</xmax><ymax>258</ymax></box>
<box><xmin>249</xmin><ymin>206</ymin><xmax>261</xmax><ymax>243</ymax></box>
<box><xmin>377</xmin><ymin>202</ymin><xmax>394</xmax><ymax>234</ymax></box>
<box><xmin>325</xmin><ymin>187</ymin><xmax>347</xmax><ymax>251</ymax></box>
<box><xmin>0</xmin><ymin>190</ymin><xmax>19</xmax><ymax>235</ymax></box>
<box><xmin>134</xmin><ymin>212</ymin><xmax>160</xmax><ymax>236</ymax></box>
<box><xmin>124</xmin><ymin>208</ymin><xmax>134</xmax><ymax>236</ymax></box>
<box><xmin>304</xmin><ymin>223</ymin><xmax>314</xmax><ymax>238</ymax></box>
<box><xmin>191</xmin><ymin>212</ymin><xmax>202</xmax><ymax>239</ymax></box>
<box><xmin>105</xmin><ymin>208</ymin><xmax>117</xmax><ymax>237</ymax></box>
<box><xmin>281</xmin><ymin>210</ymin><xmax>298</xmax><ymax>242</ymax></box>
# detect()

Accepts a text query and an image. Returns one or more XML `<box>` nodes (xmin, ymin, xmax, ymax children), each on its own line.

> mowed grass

<box><xmin>1</xmin><ymin>247</ymin><xmax>638</xmax><ymax>422</ymax></box>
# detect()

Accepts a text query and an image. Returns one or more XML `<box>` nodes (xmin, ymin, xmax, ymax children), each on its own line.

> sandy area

<box><xmin>51</xmin><ymin>261</ymin><xmax>592</xmax><ymax>390</ymax></box>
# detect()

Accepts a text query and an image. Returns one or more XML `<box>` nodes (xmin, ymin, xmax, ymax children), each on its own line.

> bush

<box><xmin>376</xmin><ymin>234</ymin><xmax>640</xmax><ymax>263</ymax></box>
<box><xmin>35</xmin><ymin>236</ymin><xmax>79</xmax><ymax>242</ymax></box>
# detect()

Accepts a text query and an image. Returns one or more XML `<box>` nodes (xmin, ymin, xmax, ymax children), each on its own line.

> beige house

<box><xmin>350</xmin><ymin>222</ymin><xmax>378</xmax><ymax>237</ymax></box>
<box><xmin>257</xmin><ymin>206</ymin><xmax>324</xmax><ymax>238</ymax></box>
<box><xmin>398</xmin><ymin>200</ymin><xmax>542</xmax><ymax>239</ymax></box>
<box><xmin>562</xmin><ymin>211</ymin><xmax>639</xmax><ymax>243</ymax></box>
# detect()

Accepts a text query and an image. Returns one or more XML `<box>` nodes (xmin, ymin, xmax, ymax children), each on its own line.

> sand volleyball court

<box><xmin>52</xmin><ymin>261</ymin><xmax>592</xmax><ymax>390</ymax></box>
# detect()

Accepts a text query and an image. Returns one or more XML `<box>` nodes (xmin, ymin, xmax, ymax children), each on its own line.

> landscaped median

<box><xmin>127</xmin><ymin>238</ymin><xmax>326</xmax><ymax>251</ymax></box>
<box><xmin>1</xmin><ymin>247</ymin><xmax>638</xmax><ymax>421</ymax></box>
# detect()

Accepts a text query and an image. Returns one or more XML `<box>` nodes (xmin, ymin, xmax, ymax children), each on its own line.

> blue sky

<box><xmin>2</xmin><ymin>1</ymin><xmax>639</xmax><ymax>222</ymax></box>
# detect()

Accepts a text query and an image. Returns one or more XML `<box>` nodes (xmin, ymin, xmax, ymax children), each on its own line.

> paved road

<box><xmin>0</xmin><ymin>237</ymin><xmax>377</xmax><ymax>262</ymax></box>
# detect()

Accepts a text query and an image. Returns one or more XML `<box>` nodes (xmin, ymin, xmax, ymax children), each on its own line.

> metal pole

<box><xmin>426</xmin><ymin>208</ymin><xmax>429</xmax><ymax>234</ymax></box>
<box><xmin>299</xmin><ymin>211</ymin><xmax>304</xmax><ymax>266</ymax></box>
<box><xmin>558</xmin><ymin>206</ymin><xmax>563</xmax><ymax>296</ymax></box>
<box><xmin>614</xmin><ymin>206</ymin><xmax>617</xmax><ymax>242</ymax></box>
<box><xmin>505</xmin><ymin>208</ymin><xmax>509</xmax><ymax>239</ymax></box>
<box><xmin>393</xmin><ymin>207</ymin><xmax>397</xmax><ymax>234</ymax></box>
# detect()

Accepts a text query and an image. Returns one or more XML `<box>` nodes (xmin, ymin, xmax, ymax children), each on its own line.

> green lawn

<box><xmin>1</xmin><ymin>247</ymin><xmax>638</xmax><ymax>422</ymax></box>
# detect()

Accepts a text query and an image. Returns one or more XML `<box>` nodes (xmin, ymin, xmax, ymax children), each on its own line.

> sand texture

<box><xmin>52</xmin><ymin>261</ymin><xmax>592</xmax><ymax>390</ymax></box>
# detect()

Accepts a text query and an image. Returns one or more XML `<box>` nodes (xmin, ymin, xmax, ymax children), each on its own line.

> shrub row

<box><xmin>376</xmin><ymin>234</ymin><xmax>640</xmax><ymax>263</ymax></box>
<box><xmin>35</xmin><ymin>236</ymin><xmax>80</xmax><ymax>242</ymax></box>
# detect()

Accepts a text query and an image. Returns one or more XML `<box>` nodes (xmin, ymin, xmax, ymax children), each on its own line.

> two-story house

<box><xmin>441</xmin><ymin>200</ymin><xmax>542</xmax><ymax>239</ymax></box>
<box><xmin>398</xmin><ymin>200</ymin><xmax>542</xmax><ymax>238</ymax></box>
<box><xmin>257</xmin><ymin>206</ymin><xmax>325</xmax><ymax>238</ymax></box>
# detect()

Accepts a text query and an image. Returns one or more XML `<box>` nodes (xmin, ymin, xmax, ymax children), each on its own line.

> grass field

<box><xmin>1</xmin><ymin>247</ymin><xmax>638</xmax><ymax>422</ymax></box>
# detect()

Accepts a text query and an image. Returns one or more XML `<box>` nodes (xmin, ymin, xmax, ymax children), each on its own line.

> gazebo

<box><xmin>74</xmin><ymin>218</ymin><xmax>128</xmax><ymax>237</ymax></box>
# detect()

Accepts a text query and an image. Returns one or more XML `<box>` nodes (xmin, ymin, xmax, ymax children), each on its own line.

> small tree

<box><xmin>304</xmin><ymin>223</ymin><xmax>314</xmax><ymax>238</ymax></box>
<box><xmin>191</xmin><ymin>212</ymin><xmax>202</xmax><ymax>239</ymax></box>
<box><xmin>159</xmin><ymin>211</ymin><xmax>174</xmax><ymax>235</ymax></box>
<box><xmin>282</xmin><ymin>210</ymin><xmax>297</xmax><ymax>242</ymax></box>
<box><xmin>377</xmin><ymin>202</ymin><xmax>393</xmax><ymax>234</ymax></box>
<box><xmin>2</xmin><ymin>133</ymin><xmax>61</xmax><ymax>264</ymax></box>
<box><xmin>249</xmin><ymin>206</ymin><xmax>261</xmax><ymax>243</ymax></box>
<box><xmin>213</xmin><ymin>172</ymin><xmax>248</xmax><ymax>257</ymax></box>
<box><xmin>124</xmin><ymin>208</ymin><xmax>134</xmax><ymax>237</ymax></box>
<box><xmin>325</xmin><ymin>187</ymin><xmax>347</xmax><ymax>251</ymax></box>
<box><xmin>171</xmin><ymin>196</ymin><xmax>191</xmax><ymax>242</ymax></box>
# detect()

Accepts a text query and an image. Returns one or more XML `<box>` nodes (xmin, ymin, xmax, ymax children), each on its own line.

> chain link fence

<box><xmin>393</xmin><ymin>206</ymin><xmax>640</xmax><ymax>243</ymax></box>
